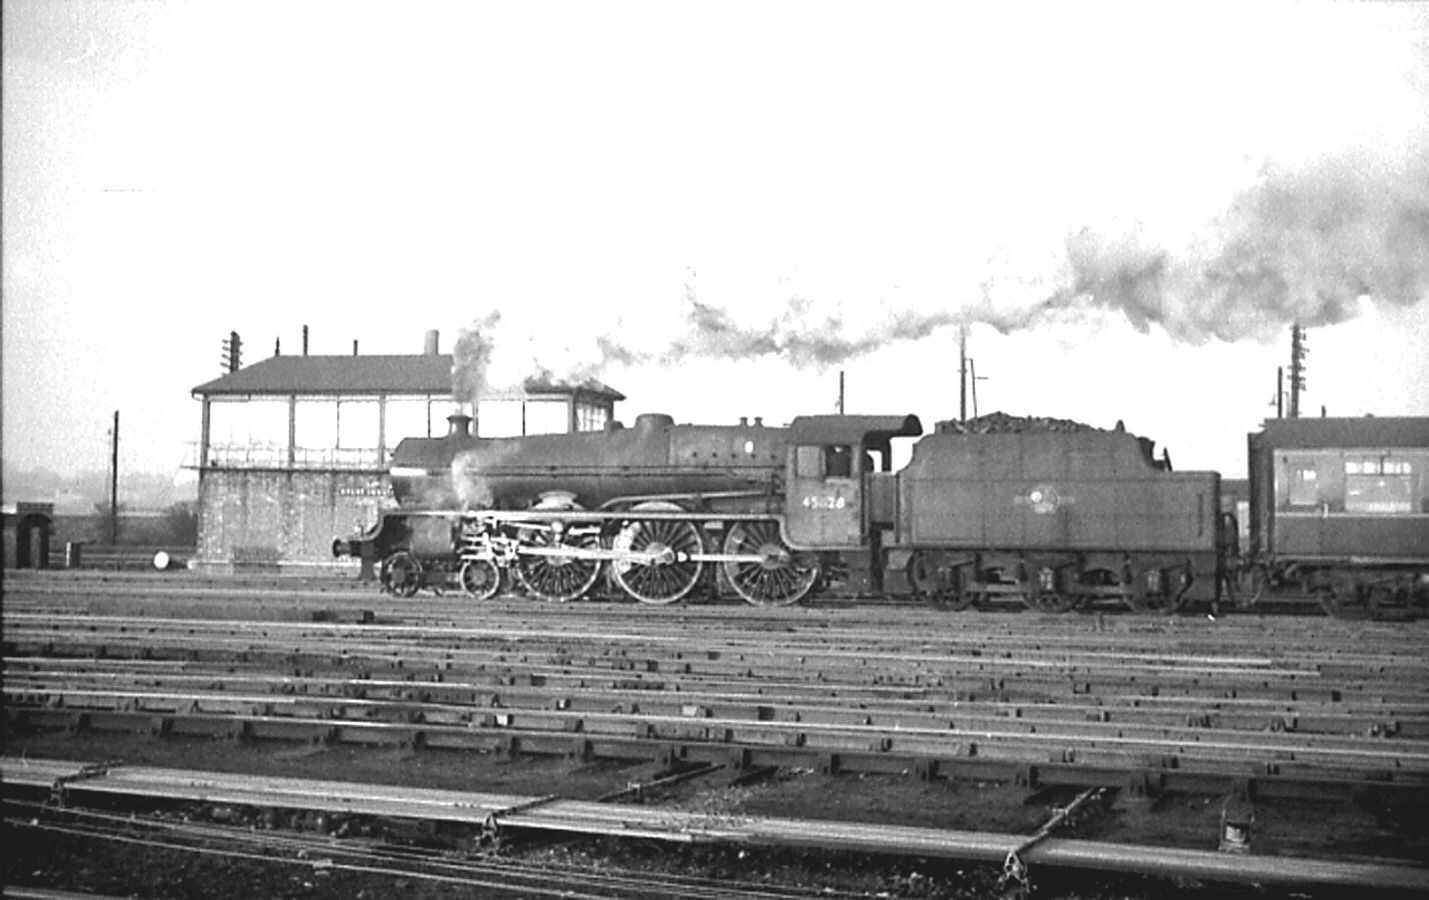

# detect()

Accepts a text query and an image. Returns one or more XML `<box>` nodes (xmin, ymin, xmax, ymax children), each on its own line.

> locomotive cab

<box><xmin>783</xmin><ymin>415</ymin><xmax>923</xmax><ymax>549</ymax></box>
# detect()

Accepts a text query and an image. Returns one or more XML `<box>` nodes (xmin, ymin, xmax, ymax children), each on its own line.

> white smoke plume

<box><xmin>1055</xmin><ymin>153</ymin><xmax>1429</xmax><ymax>342</ymax></box>
<box><xmin>450</xmin><ymin>149</ymin><xmax>1428</xmax><ymax>394</ymax></box>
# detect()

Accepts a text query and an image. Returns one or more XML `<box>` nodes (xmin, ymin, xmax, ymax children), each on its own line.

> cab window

<box><xmin>796</xmin><ymin>444</ymin><xmax>853</xmax><ymax>478</ymax></box>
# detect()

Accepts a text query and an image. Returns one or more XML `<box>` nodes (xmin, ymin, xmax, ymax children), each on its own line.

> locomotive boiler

<box><xmin>336</xmin><ymin>411</ymin><xmax>920</xmax><ymax>605</ymax></box>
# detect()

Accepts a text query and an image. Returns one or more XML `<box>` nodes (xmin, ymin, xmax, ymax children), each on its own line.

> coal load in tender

<box><xmin>934</xmin><ymin>411</ymin><xmax>1107</xmax><ymax>435</ymax></box>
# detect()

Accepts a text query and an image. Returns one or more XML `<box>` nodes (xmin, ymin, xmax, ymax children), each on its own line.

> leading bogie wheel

<box><xmin>459</xmin><ymin>558</ymin><xmax>503</xmax><ymax>600</ymax></box>
<box><xmin>722</xmin><ymin>520</ymin><xmax>820</xmax><ymax>607</ymax></box>
<box><xmin>611</xmin><ymin>502</ymin><xmax>704</xmax><ymax>605</ymax></box>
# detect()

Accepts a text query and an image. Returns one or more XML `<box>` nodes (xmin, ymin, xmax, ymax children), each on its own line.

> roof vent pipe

<box><xmin>447</xmin><ymin>413</ymin><xmax>473</xmax><ymax>437</ymax></box>
<box><xmin>303</xmin><ymin>325</ymin><xmax>309</xmax><ymax>356</ymax></box>
<box><xmin>424</xmin><ymin>330</ymin><xmax>440</xmax><ymax>355</ymax></box>
<box><xmin>353</xmin><ymin>340</ymin><xmax>359</xmax><ymax>356</ymax></box>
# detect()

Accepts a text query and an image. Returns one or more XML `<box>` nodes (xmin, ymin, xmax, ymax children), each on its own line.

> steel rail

<box><xmin>7</xmin><ymin>757</ymin><xmax>1426</xmax><ymax>892</ymax></box>
<box><xmin>8</xmin><ymin>610</ymin><xmax>1426</xmax><ymax>675</ymax></box>
<box><xmin>7</xmin><ymin>618</ymin><xmax>1427</xmax><ymax>691</ymax></box>
<box><xmin>11</xmin><ymin>681</ymin><xmax>1429</xmax><ymax>776</ymax></box>
<box><xmin>12</xmin><ymin>661</ymin><xmax>1426</xmax><ymax>736</ymax></box>
<box><xmin>8</xmin><ymin>676</ymin><xmax>1427</xmax><ymax>770</ymax></box>
<box><xmin>10</xmin><ymin>645</ymin><xmax>1424</xmax><ymax>708</ymax></box>
<box><xmin>9</xmin><ymin>626</ymin><xmax>1425</xmax><ymax>706</ymax></box>
<box><xmin>7</xmin><ymin>818</ymin><xmax>745</xmax><ymax>900</ymax></box>
<box><xmin>5</xmin><ymin>801</ymin><xmax>836</xmax><ymax>900</ymax></box>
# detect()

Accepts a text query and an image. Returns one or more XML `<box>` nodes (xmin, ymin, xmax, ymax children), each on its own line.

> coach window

<box><xmin>1345</xmin><ymin>457</ymin><xmax>1415</xmax><ymax>514</ymax></box>
<box><xmin>1286</xmin><ymin>465</ymin><xmax>1319</xmax><ymax>508</ymax></box>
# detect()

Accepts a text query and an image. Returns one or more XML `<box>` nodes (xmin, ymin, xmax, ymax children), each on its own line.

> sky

<box><xmin>4</xmin><ymin>0</ymin><xmax>1428</xmax><ymax>495</ymax></box>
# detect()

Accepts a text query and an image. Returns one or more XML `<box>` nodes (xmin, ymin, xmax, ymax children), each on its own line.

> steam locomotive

<box><xmin>333</xmin><ymin>410</ymin><xmax>1429</xmax><ymax>617</ymax></box>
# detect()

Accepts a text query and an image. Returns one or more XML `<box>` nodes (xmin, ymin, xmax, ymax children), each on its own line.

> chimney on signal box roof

<box><xmin>424</xmin><ymin>330</ymin><xmax>440</xmax><ymax>355</ymax></box>
<box><xmin>447</xmin><ymin>413</ymin><xmax>472</xmax><ymax>437</ymax></box>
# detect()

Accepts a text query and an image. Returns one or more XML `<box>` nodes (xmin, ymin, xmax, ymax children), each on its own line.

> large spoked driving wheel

<box><xmin>514</xmin><ymin>530</ymin><xmax>602</xmax><ymax>602</ymax></box>
<box><xmin>722</xmin><ymin>520</ymin><xmax>820</xmax><ymax>607</ymax></box>
<box><xmin>459</xmin><ymin>558</ymin><xmax>503</xmax><ymax>600</ymax></box>
<box><xmin>382</xmin><ymin>551</ymin><xmax>422</xmax><ymax>598</ymax></box>
<box><xmin>611</xmin><ymin>503</ymin><xmax>704</xmax><ymax>605</ymax></box>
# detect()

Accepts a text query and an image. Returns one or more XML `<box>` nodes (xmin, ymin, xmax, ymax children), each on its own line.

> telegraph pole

<box><xmin>110</xmin><ymin>410</ymin><xmax>119</xmax><ymax>544</ymax></box>
<box><xmin>1289</xmin><ymin>324</ymin><xmax>1307</xmax><ymax>418</ymax></box>
<box><xmin>959</xmin><ymin>326</ymin><xmax>969</xmax><ymax>423</ymax></box>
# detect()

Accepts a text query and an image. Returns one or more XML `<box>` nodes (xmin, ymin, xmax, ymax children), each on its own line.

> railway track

<box><xmin>5</xmin><ymin>572</ymin><xmax>1429</xmax><ymax>897</ymax></box>
<box><xmin>7</xmin><ymin>609</ymin><xmax>1427</xmax><ymax>780</ymax></box>
<box><xmin>6</xmin><ymin>757</ymin><xmax>1429</xmax><ymax>894</ymax></box>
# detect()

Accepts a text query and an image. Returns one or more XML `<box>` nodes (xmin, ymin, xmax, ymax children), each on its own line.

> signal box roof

<box><xmin>192</xmin><ymin>354</ymin><xmax>625</xmax><ymax>401</ymax></box>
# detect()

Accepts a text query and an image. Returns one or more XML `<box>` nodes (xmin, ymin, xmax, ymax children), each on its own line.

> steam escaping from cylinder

<box><xmin>451</xmin><ymin>450</ymin><xmax>495</xmax><ymax>510</ymax></box>
<box><xmin>448</xmin><ymin>442</ymin><xmax>518</xmax><ymax>512</ymax></box>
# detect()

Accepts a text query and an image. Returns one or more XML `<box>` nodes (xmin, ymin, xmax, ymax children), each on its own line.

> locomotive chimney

<box><xmin>424</xmin><ymin>330</ymin><xmax>440</xmax><ymax>355</ymax></box>
<box><xmin>447</xmin><ymin>413</ymin><xmax>472</xmax><ymax>437</ymax></box>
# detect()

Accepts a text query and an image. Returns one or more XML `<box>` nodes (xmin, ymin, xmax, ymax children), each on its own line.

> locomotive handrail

<box><xmin>515</xmin><ymin>544</ymin><xmax>771</xmax><ymax>566</ymax></box>
<box><xmin>461</xmin><ymin>509</ymin><xmax>783</xmax><ymax>524</ymax></box>
<box><xmin>597</xmin><ymin>490</ymin><xmax>774</xmax><ymax>511</ymax></box>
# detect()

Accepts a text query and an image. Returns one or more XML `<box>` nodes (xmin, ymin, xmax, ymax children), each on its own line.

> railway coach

<box><xmin>1244</xmin><ymin>416</ymin><xmax>1429</xmax><ymax>616</ymax></box>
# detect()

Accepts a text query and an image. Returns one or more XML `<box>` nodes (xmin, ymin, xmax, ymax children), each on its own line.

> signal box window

<box><xmin>796</xmin><ymin>444</ymin><xmax>853</xmax><ymax>478</ymax></box>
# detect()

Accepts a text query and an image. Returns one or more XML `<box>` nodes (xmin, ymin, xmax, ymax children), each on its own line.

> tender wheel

<box><xmin>722</xmin><ymin>520</ymin><xmax>820</xmax><ymax>607</ymax></box>
<box><xmin>1124</xmin><ymin>566</ymin><xmax>1188</xmax><ymax>615</ymax></box>
<box><xmin>907</xmin><ymin>552</ymin><xmax>975</xmax><ymax>611</ymax></box>
<box><xmin>382</xmin><ymin>551</ymin><xmax>422</xmax><ymax>598</ymax></box>
<box><xmin>1317</xmin><ymin>576</ymin><xmax>1372</xmax><ymax>619</ymax></box>
<box><xmin>611</xmin><ymin>503</ymin><xmax>704</xmax><ymax>605</ymax></box>
<box><xmin>1020</xmin><ymin>562</ymin><xmax>1075</xmax><ymax>614</ymax></box>
<box><xmin>514</xmin><ymin>528</ymin><xmax>602</xmax><ymax>602</ymax></box>
<box><xmin>459</xmin><ymin>558</ymin><xmax>503</xmax><ymax>600</ymax></box>
<box><xmin>1317</xmin><ymin>587</ymin><xmax>1351</xmax><ymax>618</ymax></box>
